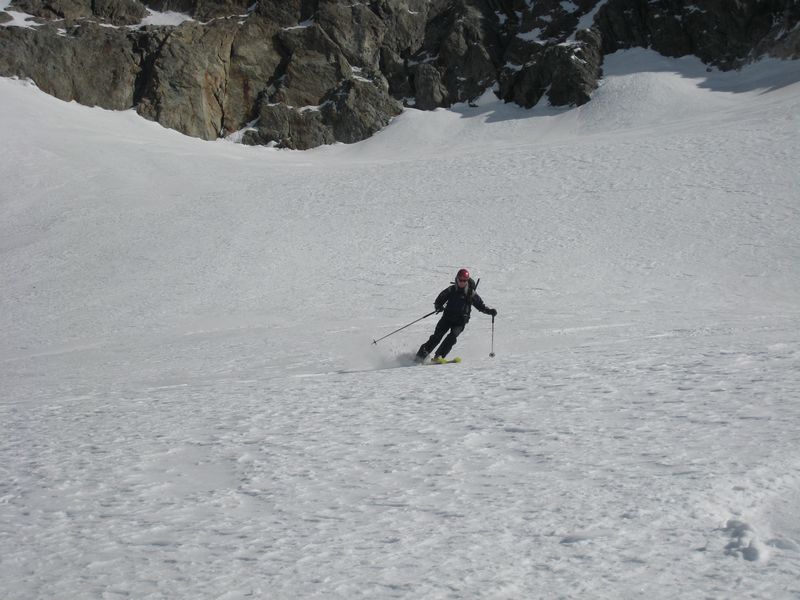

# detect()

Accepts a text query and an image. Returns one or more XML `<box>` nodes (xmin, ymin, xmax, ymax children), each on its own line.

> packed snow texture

<box><xmin>2</xmin><ymin>50</ymin><xmax>800</xmax><ymax>598</ymax></box>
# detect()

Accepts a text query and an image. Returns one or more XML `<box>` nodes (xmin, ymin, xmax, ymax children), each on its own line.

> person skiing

<box><xmin>415</xmin><ymin>268</ymin><xmax>497</xmax><ymax>362</ymax></box>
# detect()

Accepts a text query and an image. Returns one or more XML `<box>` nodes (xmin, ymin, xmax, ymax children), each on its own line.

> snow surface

<box><xmin>139</xmin><ymin>9</ymin><xmax>194</xmax><ymax>27</ymax></box>
<box><xmin>517</xmin><ymin>28</ymin><xmax>546</xmax><ymax>43</ymax></box>
<box><xmin>570</xmin><ymin>0</ymin><xmax>610</xmax><ymax>41</ymax></box>
<box><xmin>0</xmin><ymin>0</ymin><xmax>40</xmax><ymax>29</ymax></box>
<box><xmin>2</xmin><ymin>49</ymin><xmax>800</xmax><ymax>598</ymax></box>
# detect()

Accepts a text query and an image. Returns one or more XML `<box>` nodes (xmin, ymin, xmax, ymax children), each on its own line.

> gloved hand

<box><xmin>489</xmin><ymin>308</ymin><xmax>497</xmax><ymax>317</ymax></box>
<box><xmin>435</xmin><ymin>306</ymin><xmax>443</xmax><ymax>314</ymax></box>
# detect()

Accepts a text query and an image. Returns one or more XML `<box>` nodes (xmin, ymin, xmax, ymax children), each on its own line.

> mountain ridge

<box><xmin>1</xmin><ymin>0</ymin><xmax>799</xmax><ymax>149</ymax></box>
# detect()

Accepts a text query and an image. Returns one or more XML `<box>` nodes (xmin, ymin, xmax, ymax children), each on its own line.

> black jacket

<box><xmin>434</xmin><ymin>278</ymin><xmax>491</xmax><ymax>324</ymax></box>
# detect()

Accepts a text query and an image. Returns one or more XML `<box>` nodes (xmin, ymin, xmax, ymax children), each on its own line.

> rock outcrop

<box><xmin>1</xmin><ymin>0</ymin><xmax>798</xmax><ymax>149</ymax></box>
<box><xmin>135</xmin><ymin>20</ymin><xmax>240</xmax><ymax>140</ymax></box>
<box><xmin>594</xmin><ymin>0</ymin><xmax>800</xmax><ymax>69</ymax></box>
<box><xmin>0</xmin><ymin>21</ymin><xmax>140</xmax><ymax>109</ymax></box>
<box><xmin>11</xmin><ymin>0</ymin><xmax>147</xmax><ymax>25</ymax></box>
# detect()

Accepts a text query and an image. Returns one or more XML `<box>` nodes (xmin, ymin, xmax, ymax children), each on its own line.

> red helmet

<box><xmin>456</xmin><ymin>268</ymin><xmax>470</xmax><ymax>281</ymax></box>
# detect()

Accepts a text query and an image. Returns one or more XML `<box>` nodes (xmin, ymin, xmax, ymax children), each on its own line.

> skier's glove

<box><xmin>489</xmin><ymin>308</ymin><xmax>498</xmax><ymax>317</ymax></box>
<box><xmin>435</xmin><ymin>306</ymin><xmax>443</xmax><ymax>314</ymax></box>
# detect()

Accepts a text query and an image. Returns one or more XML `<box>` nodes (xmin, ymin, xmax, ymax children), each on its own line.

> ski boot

<box><xmin>414</xmin><ymin>343</ymin><xmax>431</xmax><ymax>363</ymax></box>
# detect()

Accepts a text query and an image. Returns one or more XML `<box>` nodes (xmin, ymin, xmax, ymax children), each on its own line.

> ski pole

<box><xmin>373</xmin><ymin>310</ymin><xmax>437</xmax><ymax>345</ymax></box>
<box><xmin>489</xmin><ymin>315</ymin><xmax>496</xmax><ymax>357</ymax></box>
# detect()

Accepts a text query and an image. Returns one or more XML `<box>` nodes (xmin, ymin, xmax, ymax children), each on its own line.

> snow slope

<box><xmin>1</xmin><ymin>49</ymin><xmax>800</xmax><ymax>598</ymax></box>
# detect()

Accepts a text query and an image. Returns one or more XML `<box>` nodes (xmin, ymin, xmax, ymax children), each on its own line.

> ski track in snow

<box><xmin>2</xmin><ymin>50</ymin><xmax>800</xmax><ymax>598</ymax></box>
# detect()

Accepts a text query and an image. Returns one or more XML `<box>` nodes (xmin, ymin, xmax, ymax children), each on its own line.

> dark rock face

<box><xmin>498</xmin><ymin>25</ymin><xmax>603</xmax><ymax>109</ymax></box>
<box><xmin>222</xmin><ymin>16</ymin><xmax>283</xmax><ymax>133</ymax></box>
<box><xmin>11</xmin><ymin>0</ymin><xmax>148</xmax><ymax>25</ymax></box>
<box><xmin>594</xmin><ymin>0</ymin><xmax>800</xmax><ymax>69</ymax></box>
<box><xmin>411</xmin><ymin>0</ymin><xmax>503</xmax><ymax>107</ymax></box>
<box><xmin>0</xmin><ymin>0</ymin><xmax>798</xmax><ymax>149</ymax></box>
<box><xmin>135</xmin><ymin>20</ymin><xmax>240</xmax><ymax>140</ymax></box>
<box><xmin>242</xmin><ymin>77</ymin><xmax>402</xmax><ymax>149</ymax></box>
<box><xmin>272</xmin><ymin>24</ymin><xmax>354</xmax><ymax>108</ymax></box>
<box><xmin>240</xmin><ymin>23</ymin><xmax>403</xmax><ymax>149</ymax></box>
<box><xmin>0</xmin><ymin>21</ymin><xmax>140</xmax><ymax>109</ymax></box>
<box><xmin>242</xmin><ymin>101</ymin><xmax>335</xmax><ymax>149</ymax></box>
<box><xmin>147</xmin><ymin>0</ymin><xmax>252</xmax><ymax>21</ymax></box>
<box><xmin>325</xmin><ymin>78</ymin><xmax>403</xmax><ymax>144</ymax></box>
<box><xmin>10</xmin><ymin>0</ymin><xmax>94</xmax><ymax>22</ymax></box>
<box><xmin>757</xmin><ymin>3</ymin><xmax>800</xmax><ymax>59</ymax></box>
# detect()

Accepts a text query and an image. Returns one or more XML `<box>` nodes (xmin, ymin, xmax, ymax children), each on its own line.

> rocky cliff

<box><xmin>1</xmin><ymin>0</ymin><xmax>798</xmax><ymax>149</ymax></box>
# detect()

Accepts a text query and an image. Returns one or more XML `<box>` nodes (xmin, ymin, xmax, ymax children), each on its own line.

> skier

<box><xmin>415</xmin><ymin>268</ymin><xmax>497</xmax><ymax>362</ymax></box>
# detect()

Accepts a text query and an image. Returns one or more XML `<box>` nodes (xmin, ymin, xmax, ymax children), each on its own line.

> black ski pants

<box><xmin>419</xmin><ymin>316</ymin><xmax>465</xmax><ymax>358</ymax></box>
